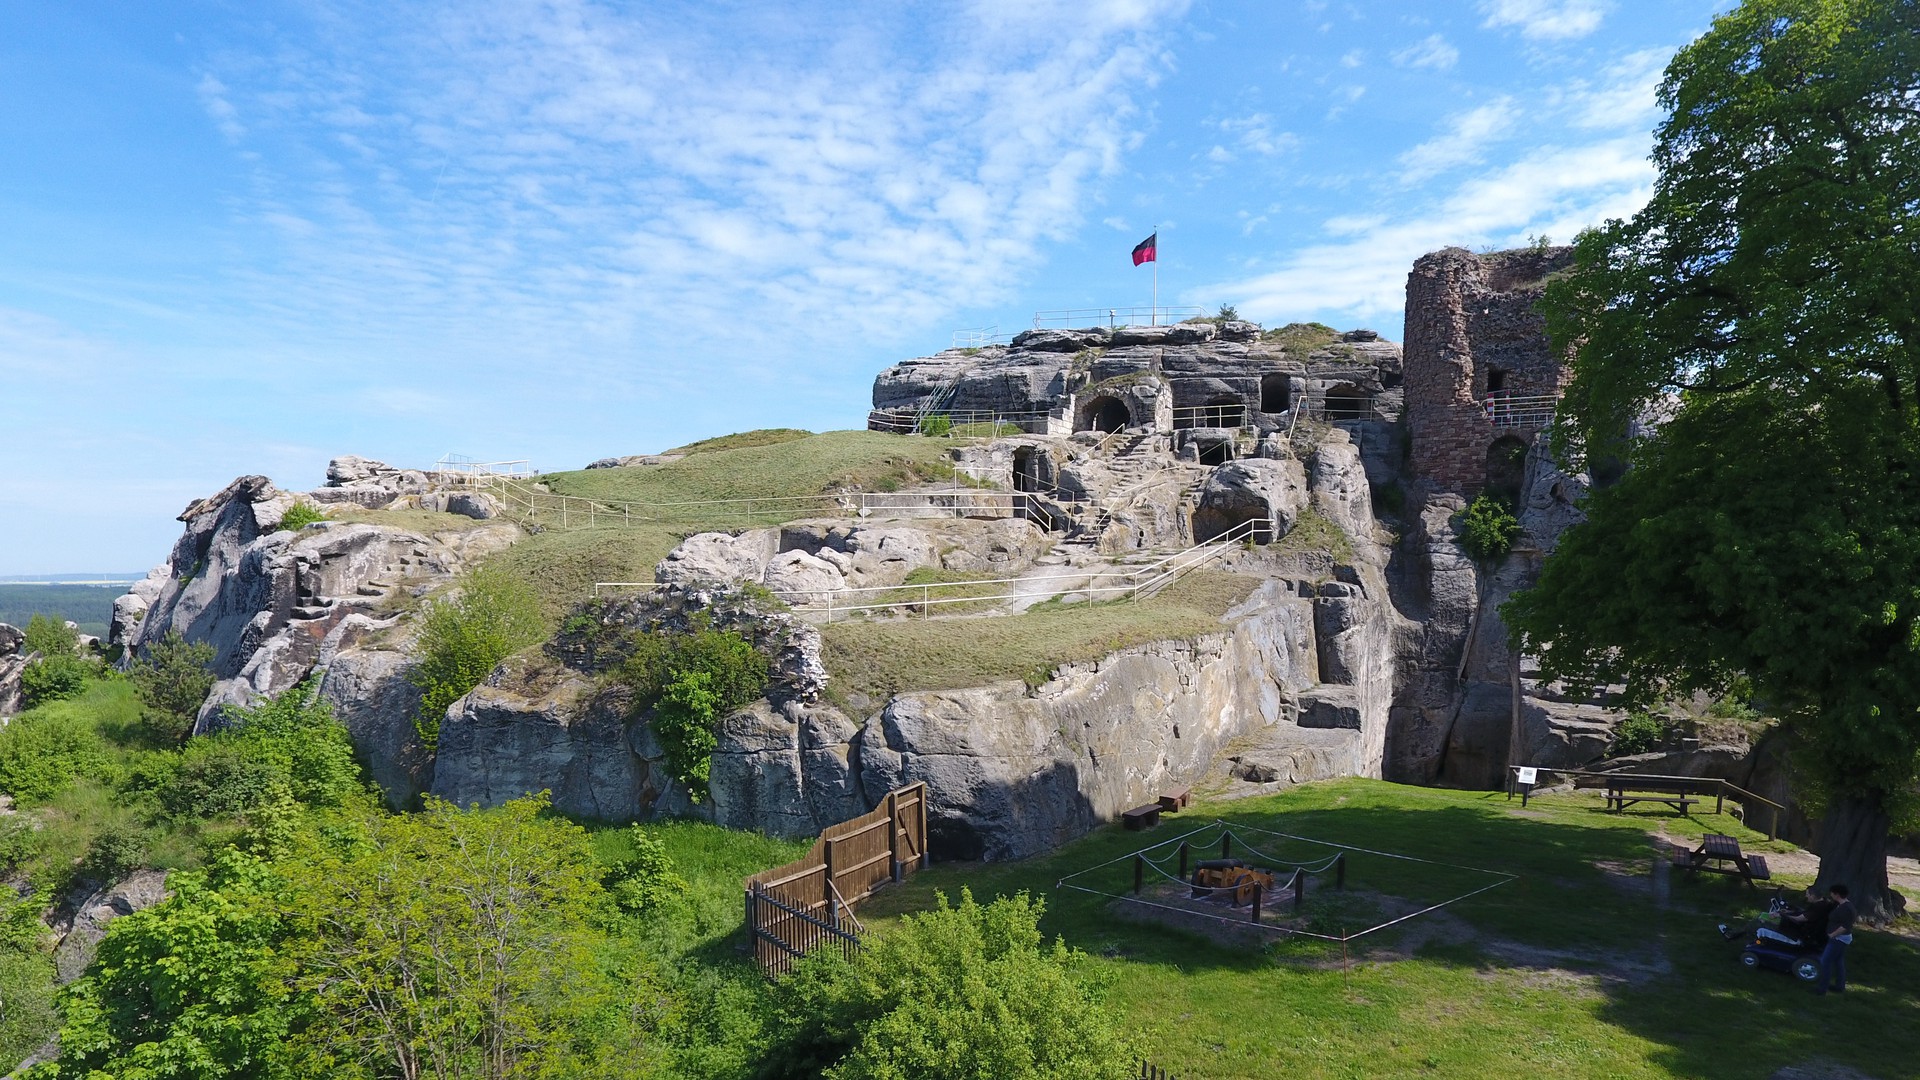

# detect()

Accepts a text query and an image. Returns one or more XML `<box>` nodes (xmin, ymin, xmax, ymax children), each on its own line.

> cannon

<box><xmin>1190</xmin><ymin>859</ymin><xmax>1275</xmax><ymax>906</ymax></box>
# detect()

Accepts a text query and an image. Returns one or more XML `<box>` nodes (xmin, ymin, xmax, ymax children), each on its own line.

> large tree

<box><xmin>1506</xmin><ymin>0</ymin><xmax>1920</xmax><ymax>922</ymax></box>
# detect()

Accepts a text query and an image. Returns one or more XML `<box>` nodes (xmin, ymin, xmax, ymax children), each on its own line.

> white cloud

<box><xmin>1201</xmin><ymin>134</ymin><xmax>1654</xmax><ymax>325</ymax></box>
<box><xmin>192</xmin><ymin>0</ymin><xmax>1194</xmax><ymax>362</ymax></box>
<box><xmin>1214</xmin><ymin>113</ymin><xmax>1298</xmax><ymax>156</ymax></box>
<box><xmin>1479</xmin><ymin>0</ymin><xmax>1610</xmax><ymax>41</ymax></box>
<box><xmin>1397</xmin><ymin>97</ymin><xmax>1521</xmax><ymax>182</ymax></box>
<box><xmin>1569</xmin><ymin>47</ymin><xmax>1672</xmax><ymax>129</ymax></box>
<box><xmin>1340</xmin><ymin>49</ymin><xmax>1365</xmax><ymax>68</ymax></box>
<box><xmin>1391</xmin><ymin>34</ymin><xmax>1459</xmax><ymax>71</ymax></box>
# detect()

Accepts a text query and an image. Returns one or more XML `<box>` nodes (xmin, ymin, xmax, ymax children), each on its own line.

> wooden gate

<box><xmin>743</xmin><ymin>782</ymin><xmax>929</xmax><ymax>975</ymax></box>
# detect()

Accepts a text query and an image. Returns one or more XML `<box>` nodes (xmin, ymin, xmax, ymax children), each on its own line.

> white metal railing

<box><xmin>950</xmin><ymin>326</ymin><xmax>1007</xmax><ymax>349</ymax></box>
<box><xmin>793</xmin><ymin>516</ymin><xmax>1272</xmax><ymax>622</ymax></box>
<box><xmin>434</xmin><ymin>454</ymin><xmax>536</xmax><ymax>477</ymax></box>
<box><xmin>587</xmin><ymin>518</ymin><xmax>1271</xmax><ymax>620</ymax></box>
<box><xmin>1031</xmin><ymin>306</ymin><xmax>1205</xmax><ymax>330</ymax></box>
<box><xmin>1171</xmin><ymin>404</ymin><xmax>1250</xmax><ymax>430</ymax></box>
<box><xmin>1482</xmin><ymin>393</ymin><xmax>1559</xmax><ymax>429</ymax></box>
<box><xmin>484</xmin><ymin>475</ymin><xmax>1056</xmax><ymax>532</ymax></box>
<box><xmin>867</xmin><ymin>406</ymin><xmax>1060</xmax><ymax>436</ymax></box>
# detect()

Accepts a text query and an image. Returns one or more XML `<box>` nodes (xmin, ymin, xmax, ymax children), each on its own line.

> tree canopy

<box><xmin>1507</xmin><ymin>0</ymin><xmax>1920</xmax><ymax>920</ymax></box>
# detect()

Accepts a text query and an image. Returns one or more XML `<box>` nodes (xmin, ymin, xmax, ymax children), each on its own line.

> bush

<box><xmin>220</xmin><ymin>680</ymin><xmax>363</xmax><ymax>809</ymax></box>
<box><xmin>409</xmin><ymin>565</ymin><xmax>546</xmax><ymax>749</ymax></box>
<box><xmin>79</xmin><ymin>824</ymin><xmax>148</xmax><ymax>886</ymax></box>
<box><xmin>1611</xmin><ymin>711</ymin><xmax>1668</xmax><ymax>756</ymax></box>
<box><xmin>763</xmin><ymin>889</ymin><xmax>1131</xmax><ymax>1080</ymax></box>
<box><xmin>1457</xmin><ymin>492</ymin><xmax>1522</xmax><ymax>563</ymax></box>
<box><xmin>916</xmin><ymin>414</ymin><xmax>952</xmax><ymax>438</ymax></box>
<box><xmin>620</xmin><ymin>618</ymin><xmax>768</xmax><ymax>802</ymax></box>
<box><xmin>603</xmin><ymin>826</ymin><xmax>687</xmax><ymax>914</ymax></box>
<box><xmin>19</xmin><ymin>656</ymin><xmax>90</xmax><ymax>709</ymax></box>
<box><xmin>129</xmin><ymin>630</ymin><xmax>216</xmax><ymax>744</ymax></box>
<box><xmin>157</xmin><ymin>741</ymin><xmax>286</xmax><ymax>817</ymax></box>
<box><xmin>22</xmin><ymin>615</ymin><xmax>77</xmax><ymax>659</ymax></box>
<box><xmin>0</xmin><ymin>709</ymin><xmax>114</xmax><ymax>805</ymax></box>
<box><xmin>275</xmin><ymin>500</ymin><xmax>327</xmax><ymax>531</ymax></box>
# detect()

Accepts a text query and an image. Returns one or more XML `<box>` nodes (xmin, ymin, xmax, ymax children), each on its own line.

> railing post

<box><xmin>1221</xmin><ymin>834</ymin><xmax>1231</xmax><ymax>860</ymax></box>
<box><xmin>1178</xmin><ymin>842</ymin><xmax>1188</xmax><ymax>880</ymax></box>
<box><xmin>888</xmin><ymin>790</ymin><xmax>901</xmax><ymax>882</ymax></box>
<box><xmin>1134</xmin><ymin>855</ymin><xmax>1144</xmax><ymax>895</ymax></box>
<box><xmin>1716</xmin><ymin>785</ymin><xmax>1724</xmax><ymax>815</ymax></box>
<box><xmin>1294</xmin><ymin>867</ymin><xmax>1306</xmax><ymax>914</ymax></box>
<box><xmin>1251</xmin><ymin>882</ymin><xmax>1262</xmax><ymax>924</ymax></box>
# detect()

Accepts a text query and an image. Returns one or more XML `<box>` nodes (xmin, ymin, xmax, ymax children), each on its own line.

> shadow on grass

<box><xmin>860</xmin><ymin>781</ymin><xmax>1920</xmax><ymax>1080</ymax></box>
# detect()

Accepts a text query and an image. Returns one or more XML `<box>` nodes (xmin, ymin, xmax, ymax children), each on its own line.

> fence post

<box><xmin>1336</xmin><ymin>853</ymin><xmax>1347</xmax><ymax>891</ymax></box>
<box><xmin>1251</xmin><ymin>882</ymin><xmax>1262</xmax><ymax>923</ymax></box>
<box><xmin>1178</xmin><ymin>842</ymin><xmax>1189</xmax><ymax>880</ymax></box>
<box><xmin>822</xmin><ymin>840</ymin><xmax>835</xmax><ymax>917</ymax></box>
<box><xmin>1221</xmin><ymin>834</ymin><xmax>1231</xmax><ymax>860</ymax></box>
<box><xmin>1716</xmin><ymin>785</ymin><xmax>1724</xmax><ymax>816</ymax></box>
<box><xmin>888</xmin><ymin>790</ymin><xmax>902</xmax><ymax>882</ymax></box>
<box><xmin>1293</xmin><ymin>868</ymin><xmax>1305</xmax><ymax>915</ymax></box>
<box><xmin>919</xmin><ymin>788</ymin><xmax>929</xmax><ymax>868</ymax></box>
<box><xmin>1134</xmin><ymin>855</ymin><xmax>1144</xmax><ymax>895</ymax></box>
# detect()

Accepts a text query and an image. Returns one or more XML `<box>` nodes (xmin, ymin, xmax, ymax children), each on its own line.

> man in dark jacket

<box><xmin>1814</xmin><ymin>883</ymin><xmax>1856</xmax><ymax>995</ymax></box>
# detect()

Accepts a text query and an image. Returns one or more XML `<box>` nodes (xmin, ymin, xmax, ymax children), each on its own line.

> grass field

<box><xmin>818</xmin><ymin>570</ymin><xmax>1258</xmax><ymax>704</ymax></box>
<box><xmin>857</xmin><ymin>779</ymin><xmax>1920</xmax><ymax>1080</ymax></box>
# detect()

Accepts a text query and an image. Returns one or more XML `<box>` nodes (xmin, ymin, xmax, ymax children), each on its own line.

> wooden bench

<box><xmin>1605</xmin><ymin>776</ymin><xmax>1704</xmax><ymax>816</ymax></box>
<box><xmin>1122</xmin><ymin>804</ymin><xmax>1162</xmax><ymax>831</ymax></box>
<box><xmin>1158</xmin><ymin>788</ymin><xmax>1191</xmax><ymax>814</ymax></box>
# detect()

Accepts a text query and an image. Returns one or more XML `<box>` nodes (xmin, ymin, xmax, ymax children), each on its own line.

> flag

<box><xmin>1132</xmin><ymin>233</ymin><xmax>1157</xmax><ymax>266</ymax></box>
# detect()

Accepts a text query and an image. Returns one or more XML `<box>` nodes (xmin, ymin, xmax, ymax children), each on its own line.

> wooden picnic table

<box><xmin>1672</xmin><ymin>833</ymin><xmax>1772</xmax><ymax>886</ymax></box>
<box><xmin>1605</xmin><ymin>775</ymin><xmax>1714</xmax><ymax>816</ymax></box>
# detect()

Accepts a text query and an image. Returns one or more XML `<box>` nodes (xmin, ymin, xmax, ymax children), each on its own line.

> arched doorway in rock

<box><xmin>1260</xmin><ymin>374</ymin><xmax>1291</xmax><ymax>413</ymax></box>
<box><xmin>1079</xmin><ymin>396</ymin><xmax>1130</xmax><ymax>433</ymax></box>
<box><xmin>1323</xmin><ymin>383</ymin><xmax>1370</xmax><ymax>421</ymax></box>
<box><xmin>1485</xmin><ymin>435</ymin><xmax>1528</xmax><ymax>499</ymax></box>
<box><xmin>1012</xmin><ymin>447</ymin><xmax>1045</xmax><ymax>493</ymax></box>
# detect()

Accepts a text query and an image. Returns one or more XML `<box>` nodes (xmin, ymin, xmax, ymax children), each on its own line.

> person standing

<box><xmin>1814</xmin><ymin>883</ymin><xmax>1855</xmax><ymax>995</ymax></box>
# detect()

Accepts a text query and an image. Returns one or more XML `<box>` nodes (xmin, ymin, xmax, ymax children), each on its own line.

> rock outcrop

<box><xmin>52</xmin><ymin>870</ymin><xmax>170</xmax><ymax>984</ymax></box>
<box><xmin>119</xmin><ymin>463</ymin><xmax>521</xmax><ymax>805</ymax></box>
<box><xmin>0</xmin><ymin>623</ymin><xmax>26</xmax><ymax>717</ymax></box>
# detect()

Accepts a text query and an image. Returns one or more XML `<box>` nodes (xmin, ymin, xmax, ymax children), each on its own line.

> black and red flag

<box><xmin>1131</xmin><ymin>232</ymin><xmax>1157</xmax><ymax>266</ymax></box>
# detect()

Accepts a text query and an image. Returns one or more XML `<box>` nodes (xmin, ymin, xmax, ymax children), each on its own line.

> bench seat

<box><xmin>1122</xmin><ymin>805</ymin><xmax>1162</xmax><ymax>830</ymax></box>
<box><xmin>1746</xmin><ymin>854</ymin><xmax>1771</xmax><ymax>880</ymax></box>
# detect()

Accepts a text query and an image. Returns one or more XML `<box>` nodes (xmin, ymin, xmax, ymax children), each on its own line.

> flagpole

<box><xmin>1152</xmin><ymin>225</ymin><xmax>1159</xmax><ymax>326</ymax></box>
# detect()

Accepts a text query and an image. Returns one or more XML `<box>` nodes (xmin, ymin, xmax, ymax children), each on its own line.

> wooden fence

<box><xmin>743</xmin><ymin>782</ymin><xmax>929</xmax><ymax>975</ymax></box>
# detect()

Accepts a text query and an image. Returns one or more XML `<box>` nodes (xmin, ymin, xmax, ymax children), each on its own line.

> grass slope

<box><xmin>859</xmin><ymin>778</ymin><xmax>1920</xmax><ymax>1080</ymax></box>
<box><xmin>542</xmin><ymin>430</ymin><xmax>961</xmax><ymax>508</ymax></box>
<box><xmin>820</xmin><ymin>571</ymin><xmax>1257</xmax><ymax>704</ymax></box>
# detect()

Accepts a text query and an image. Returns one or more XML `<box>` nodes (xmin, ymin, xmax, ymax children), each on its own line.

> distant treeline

<box><xmin>0</xmin><ymin>585</ymin><xmax>121</xmax><ymax>639</ymax></box>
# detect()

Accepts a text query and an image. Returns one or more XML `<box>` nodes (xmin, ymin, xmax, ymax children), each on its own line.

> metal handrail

<box><xmin>1481</xmin><ymin>393</ymin><xmax>1559</xmax><ymax>429</ymax></box>
<box><xmin>1032</xmin><ymin>306</ymin><xmax>1205</xmax><ymax>329</ymax></box>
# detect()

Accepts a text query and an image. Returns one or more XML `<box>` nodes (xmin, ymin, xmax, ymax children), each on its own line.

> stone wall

<box><xmin>1403</xmin><ymin>247</ymin><xmax>1575</xmax><ymax>494</ymax></box>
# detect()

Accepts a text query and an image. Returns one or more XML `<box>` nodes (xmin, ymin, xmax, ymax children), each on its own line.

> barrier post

<box><xmin>1293</xmin><ymin>868</ymin><xmax>1305</xmax><ymax>915</ymax></box>
<box><xmin>1336</xmin><ymin>853</ymin><xmax>1347</xmax><ymax>891</ymax></box>
<box><xmin>1221</xmin><ymin>834</ymin><xmax>1232</xmax><ymax>860</ymax></box>
<box><xmin>1178</xmin><ymin>842</ymin><xmax>1189</xmax><ymax>879</ymax></box>
<box><xmin>1251</xmin><ymin>882</ymin><xmax>1262</xmax><ymax>924</ymax></box>
<box><xmin>1134</xmin><ymin>855</ymin><xmax>1144</xmax><ymax>896</ymax></box>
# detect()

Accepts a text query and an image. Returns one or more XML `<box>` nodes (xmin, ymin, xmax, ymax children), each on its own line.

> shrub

<box><xmin>22</xmin><ymin>615</ymin><xmax>77</xmax><ymax>659</ymax></box>
<box><xmin>603</xmin><ymin>826</ymin><xmax>687</xmax><ymax>914</ymax></box>
<box><xmin>157</xmin><ymin>741</ymin><xmax>286</xmax><ymax>817</ymax></box>
<box><xmin>409</xmin><ymin>565</ymin><xmax>546</xmax><ymax>749</ymax></box>
<box><xmin>79</xmin><ymin>824</ymin><xmax>148</xmax><ymax>886</ymax></box>
<box><xmin>763</xmin><ymin>889</ymin><xmax>1131</xmax><ymax>1080</ymax></box>
<box><xmin>0</xmin><ymin>709</ymin><xmax>113</xmax><ymax>805</ymax></box>
<box><xmin>220</xmin><ymin>680</ymin><xmax>363</xmax><ymax>809</ymax></box>
<box><xmin>619</xmin><ymin>618</ymin><xmax>769</xmax><ymax>802</ymax></box>
<box><xmin>19</xmin><ymin>656</ymin><xmax>89</xmax><ymax>709</ymax></box>
<box><xmin>1457</xmin><ymin>492</ymin><xmax>1522</xmax><ymax>563</ymax></box>
<box><xmin>128</xmin><ymin>630</ymin><xmax>216</xmax><ymax>744</ymax></box>
<box><xmin>1611</xmin><ymin>711</ymin><xmax>1668</xmax><ymax>756</ymax></box>
<box><xmin>275</xmin><ymin>500</ymin><xmax>327</xmax><ymax>531</ymax></box>
<box><xmin>916</xmin><ymin>414</ymin><xmax>952</xmax><ymax>438</ymax></box>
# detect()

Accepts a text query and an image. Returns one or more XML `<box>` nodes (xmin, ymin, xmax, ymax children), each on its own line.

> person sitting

<box><xmin>1756</xmin><ymin>887</ymin><xmax>1833</xmax><ymax>947</ymax></box>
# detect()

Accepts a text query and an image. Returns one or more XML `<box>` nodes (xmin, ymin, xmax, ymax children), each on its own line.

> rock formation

<box><xmin>0</xmin><ymin>622</ymin><xmax>27</xmax><ymax>717</ymax></box>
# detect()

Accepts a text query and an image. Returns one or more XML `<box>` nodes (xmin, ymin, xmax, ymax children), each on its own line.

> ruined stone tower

<box><xmin>1403</xmin><ymin>246</ymin><xmax>1576</xmax><ymax>495</ymax></box>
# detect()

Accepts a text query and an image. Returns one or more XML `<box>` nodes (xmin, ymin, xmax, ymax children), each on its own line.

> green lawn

<box><xmin>858</xmin><ymin>778</ymin><xmax>1920</xmax><ymax>1080</ymax></box>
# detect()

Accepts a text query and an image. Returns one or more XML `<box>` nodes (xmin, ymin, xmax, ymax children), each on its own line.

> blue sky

<box><xmin>1</xmin><ymin>0</ymin><xmax>1733</xmax><ymax>574</ymax></box>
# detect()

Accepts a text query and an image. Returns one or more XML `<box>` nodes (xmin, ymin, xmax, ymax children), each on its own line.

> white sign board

<box><xmin>1516</xmin><ymin>767</ymin><xmax>1539</xmax><ymax>786</ymax></box>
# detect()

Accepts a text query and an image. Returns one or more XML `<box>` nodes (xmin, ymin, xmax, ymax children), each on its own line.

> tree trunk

<box><xmin>1814</xmin><ymin>793</ymin><xmax>1906</xmax><ymax>924</ymax></box>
